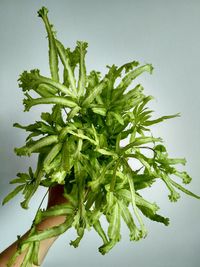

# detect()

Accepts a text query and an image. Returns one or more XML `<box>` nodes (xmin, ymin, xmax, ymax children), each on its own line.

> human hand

<box><xmin>47</xmin><ymin>184</ymin><xmax>68</xmax><ymax>208</ymax></box>
<box><xmin>36</xmin><ymin>185</ymin><xmax>68</xmax><ymax>231</ymax></box>
<box><xmin>0</xmin><ymin>185</ymin><xmax>69</xmax><ymax>266</ymax></box>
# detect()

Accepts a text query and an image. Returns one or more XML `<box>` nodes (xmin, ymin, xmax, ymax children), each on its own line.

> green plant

<box><xmin>2</xmin><ymin>6</ymin><xmax>200</xmax><ymax>266</ymax></box>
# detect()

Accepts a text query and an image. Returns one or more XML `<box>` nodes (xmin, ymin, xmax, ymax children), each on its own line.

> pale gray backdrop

<box><xmin>0</xmin><ymin>0</ymin><xmax>200</xmax><ymax>266</ymax></box>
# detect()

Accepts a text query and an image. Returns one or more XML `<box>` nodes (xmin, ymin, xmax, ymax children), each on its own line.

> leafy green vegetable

<box><xmin>2</xmin><ymin>6</ymin><xmax>200</xmax><ymax>266</ymax></box>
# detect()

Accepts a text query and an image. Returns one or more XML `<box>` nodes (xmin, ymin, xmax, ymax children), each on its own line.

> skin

<box><xmin>0</xmin><ymin>185</ymin><xmax>67</xmax><ymax>267</ymax></box>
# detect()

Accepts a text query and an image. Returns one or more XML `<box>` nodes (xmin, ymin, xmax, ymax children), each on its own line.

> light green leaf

<box><xmin>169</xmin><ymin>177</ymin><xmax>200</xmax><ymax>200</ymax></box>
<box><xmin>43</xmin><ymin>143</ymin><xmax>62</xmax><ymax>171</ymax></box>
<box><xmin>123</xmin><ymin>137</ymin><xmax>162</xmax><ymax>151</ymax></box>
<box><xmin>96</xmin><ymin>148</ymin><xmax>118</xmax><ymax>157</ymax></box>
<box><xmin>56</xmin><ymin>39</ymin><xmax>77</xmax><ymax>95</ymax></box>
<box><xmin>138</xmin><ymin>205</ymin><xmax>170</xmax><ymax>226</ymax></box>
<box><xmin>109</xmin><ymin>111</ymin><xmax>124</xmax><ymax>125</ymax></box>
<box><xmin>68</xmin><ymin>105</ymin><xmax>81</xmax><ymax>120</ymax></box>
<box><xmin>32</xmin><ymin>241</ymin><xmax>40</xmax><ymax>266</ymax></box>
<box><xmin>18</xmin><ymin>69</ymin><xmax>72</xmax><ymax>96</ymax></box>
<box><xmin>15</xmin><ymin>135</ymin><xmax>59</xmax><ymax>156</ymax></box>
<box><xmin>124</xmin><ymin>159</ymin><xmax>148</xmax><ymax>238</ymax></box>
<box><xmin>41</xmin><ymin>203</ymin><xmax>74</xmax><ymax>218</ymax></box>
<box><xmin>174</xmin><ymin>170</ymin><xmax>192</xmax><ymax>184</ymax></box>
<box><xmin>91</xmin><ymin>106</ymin><xmax>107</xmax><ymax>116</ymax></box>
<box><xmin>23</xmin><ymin>94</ymin><xmax>78</xmax><ymax>112</ymax></box>
<box><xmin>77</xmin><ymin>41</ymin><xmax>88</xmax><ymax>97</ymax></box>
<box><xmin>161</xmin><ymin>173</ymin><xmax>180</xmax><ymax>202</ymax></box>
<box><xmin>145</xmin><ymin>113</ymin><xmax>180</xmax><ymax>126</ymax></box>
<box><xmin>98</xmin><ymin>239</ymin><xmax>117</xmax><ymax>255</ymax></box>
<box><xmin>112</xmin><ymin>64</ymin><xmax>153</xmax><ymax>100</ymax></box>
<box><xmin>21</xmin><ymin>243</ymin><xmax>34</xmax><ymax>267</ymax></box>
<box><xmin>68</xmin><ymin>130</ymin><xmax>97</xmax><ymax>145</ymax></box>
<box><xmin>35</xmin><ymin>83</ymin><xmax>56</xmax><ymax>97</ymax></box>
<box><xmin>82</xmin><ymin>80</ymin><xmax>107</xmax><ymax>107</ymax></box>
<box><xmin>50</xmin><ymin>169</ymin><xmax>67</xmax><ymax>184</ymax></box>
<box><xmin>107</xmin><ymin>202</ymin><xmax>121</xmax><ymax>241</ymax></box>
<box><xmin>2</xmin><ymin>185</ymin><xmax>24</xmax><ymax>205</ymax></box>
<box><xmin>93</xmin><ymin>220</ymin><xmax>108</xmax><ymax>245</ymax></box>
<box><xmin>21</xmin><ymin>216</ymin><xmax>74</xmax><ymax>243</ymax></box>
<box><xmin>61</xmin><ymin>137</ymin><xmax>75</xmax><ymax>172</ymax></box>
<box><xmin>21</xmin><ymin>169</ymin><xmax>45</xmax><ymax>209</ymax></box>
<box><xmin>38</xmin><ymin>6</ymin><xmax>59</xmax><ymax>82</ymax></box>
<box><xmin>118</xmin><ymin>200</ymin><xmax>141</xmax><ymax>241</ymax></box>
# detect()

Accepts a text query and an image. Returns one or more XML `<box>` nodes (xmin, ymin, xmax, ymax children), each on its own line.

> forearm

<box><xmin>0</xmin><ymin>186</ymin><xmax>67</xmax><ymax>267</ymax></box>
<box><xmin>0</xmin><ymin>215</ymin><xmax>66</xmax><ymax>267</ymax></box>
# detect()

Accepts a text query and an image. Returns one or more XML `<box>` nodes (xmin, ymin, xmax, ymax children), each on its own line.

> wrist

<box><xmin>36</xmin><ymin>214</ymin><xmax>66</xmax><ymax>232</ymax></box>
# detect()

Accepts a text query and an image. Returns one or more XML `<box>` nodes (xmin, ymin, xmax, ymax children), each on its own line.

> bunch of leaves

<box><xmin>2</xmin><ymin>6</ymin><xmax>200</xmax><ymax>267</ymax></box>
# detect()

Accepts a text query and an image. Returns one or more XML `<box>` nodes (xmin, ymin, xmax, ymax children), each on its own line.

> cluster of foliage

<box><xmin>2</xmin><ymin>6</ymin><xmax>200</xmax><ymax>267</ymax></box>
